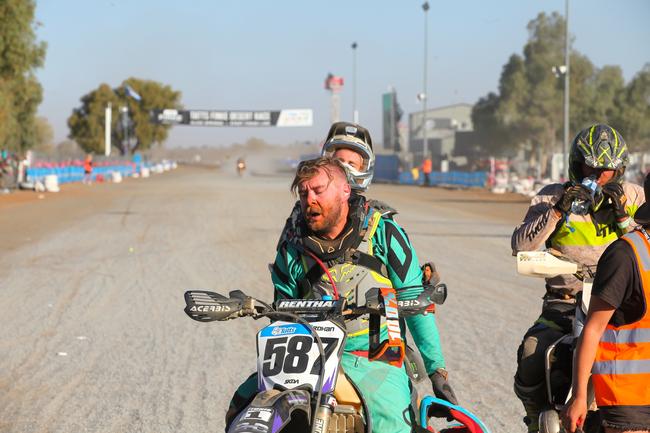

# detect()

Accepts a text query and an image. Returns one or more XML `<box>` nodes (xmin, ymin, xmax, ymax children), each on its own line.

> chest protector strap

<box><xmin>301</xmin><ymin>208</ymin><xmax>387</xmax><ymax>289</ymax></box>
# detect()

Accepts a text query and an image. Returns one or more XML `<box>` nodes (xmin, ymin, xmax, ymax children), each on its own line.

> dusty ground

<box><xmin>0</xmin><ymin>164</ymin><xmax>539</xmax><ymax>433</ymax></box>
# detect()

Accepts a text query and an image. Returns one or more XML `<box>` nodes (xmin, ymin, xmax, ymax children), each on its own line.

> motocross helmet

<box><xmin>321</xmin><ymin>121</ymin><xmax>375</xmax><ymax>191</ymax></box>
<box><xmin>568</xmin><ymin>124</ymin><xmax>628</xmax><ymax>183</ymax></box>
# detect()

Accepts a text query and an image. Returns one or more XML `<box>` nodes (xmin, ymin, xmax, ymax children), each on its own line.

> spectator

<box><xmin>83</xmin><ymin>154</ymin><xmax>93</xmax><ymax>184</ymax></box>
<box><xmin>421</xmin><ymin>155</ymin><xmax>432</xmax><ymax>186</ymax></box>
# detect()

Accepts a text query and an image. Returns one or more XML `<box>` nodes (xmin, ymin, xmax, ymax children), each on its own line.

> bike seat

<box><xmin>333</xmin><ymin>370</ymin><xmax>363</xmax><ymax>411</ymax></box>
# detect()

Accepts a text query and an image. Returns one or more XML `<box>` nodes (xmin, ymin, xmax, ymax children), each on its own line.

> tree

<box><xmin>55</xmin><ymin>139</ymin><xmax>83</xmax><ymax>159</ymax></box>
<box><xmin>68</xmin><ymin>78</ymin><xmax>182</xmax><ymax>155</ymax></box>
<box><xmin>67</xmin><ymin>83</ymin><xmax>119</xmax><ymax>154</ymax></box>
<box><xmin>474</xmin><ymin>13</ymin><xmax>569</xmax><ymax>171</ymax></box>
<box><xmin>567</xmin><ymin>53</ymin><xmax>597</xmax><ymax>131</ymax></box>
<box><xmin>473</xmin><ymin>11</ymin><xmax>648</xmax><ymax>176</ymax></box>
<box><xmin>34</xmin><ymin>116</ymin><xmax>54</xmax><ymax>153</ymax></box>
<box><xmin>0</xmin><ymin>0</ymin><xmax>47</xmax><ymax>153</ymax></box>
<box><xmin>495</xmin><ymin>54</ymin><xmax>530</xmax><ymax>150</ymax></box>
<box><xmin>471</xmin><ymin>92</ymin><xmax>510</xmax><ymax>155</ymax></box>
<box><xmin>612</xmin><ymin>64</ymin><xmax>650</xmax><ymax>150</ymax></box>
<box><xmin>518</xmin><ymin>12</ymin><xmax>565</xmax><ymax>172</ymax></box>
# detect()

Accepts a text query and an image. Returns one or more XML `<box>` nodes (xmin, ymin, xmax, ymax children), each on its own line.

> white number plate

<box><xmin>257</xmin><ymin>320</ymin><xmax>345</xmax><ymax>394</ymax></box>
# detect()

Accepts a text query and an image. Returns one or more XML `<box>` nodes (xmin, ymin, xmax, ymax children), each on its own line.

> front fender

<box><xmin>228</xmin><ymin>389</ymin><xmax>311</xmax><ymax>433</ymax></box>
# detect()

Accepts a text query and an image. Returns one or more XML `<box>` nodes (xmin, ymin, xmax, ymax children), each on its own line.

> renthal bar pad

<box><xmin>368</xmin><ymin>287</ymin><xmax>405</xmax><ymax>368</ymax></box>
<box><xmin>184</xmin><ymin>290</ymin><xmax>243</xmax><ymax>322</ymax></box>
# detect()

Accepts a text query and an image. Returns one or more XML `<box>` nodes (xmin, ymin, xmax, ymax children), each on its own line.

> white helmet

<box><xmin>321</xmin><ymin>122</ymin><xmax>375</xmax><ymax>191</ymax></box>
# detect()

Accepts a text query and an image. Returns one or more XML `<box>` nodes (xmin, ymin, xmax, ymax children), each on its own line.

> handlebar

<box><xmin>184</xmin><ymin>284</ymin><xmax>447</xmax><ymax>323</ymax></box>
<box><xmin>516</xmin><ymin>251</ymin><xmax>595</xmax><ymax>280</ymax></box>
<box><xmin>183</xmin><ymin>290</ymin><xmax>260</xmax><ymax>322</ymax></box>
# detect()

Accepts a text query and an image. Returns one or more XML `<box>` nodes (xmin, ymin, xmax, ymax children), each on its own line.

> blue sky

<box><xmin>35</xmin><ymin>0</ymin><xmax>649</xmax><ymax>148</ymax></box>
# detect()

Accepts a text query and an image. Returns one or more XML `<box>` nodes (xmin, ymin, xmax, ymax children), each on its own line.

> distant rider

<box><xmin>511</xmin><ymin>124</ymin><xmax>645</xmax><ymax>432</ymax></box>
<box><xmin>236</xmin><ymin>157</ymin><xmax>246</xmax><ymax>176</ymax></box>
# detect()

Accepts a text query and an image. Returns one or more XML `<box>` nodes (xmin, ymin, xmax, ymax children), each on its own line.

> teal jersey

<box><xmin>272</xmin><ymin>215</ymin><xmax>446</xmax><ymax>374</ymax></box>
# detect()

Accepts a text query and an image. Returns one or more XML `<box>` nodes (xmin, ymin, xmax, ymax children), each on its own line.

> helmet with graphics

<box><xmin>321</xmin><ymin>122</ymin><xmax>375</xmax><ymax>191</ymax></box>
<box><xmin>568</xmin><ymin>124</ymin><xmax>629</xmax><ymax>183</ymax></box>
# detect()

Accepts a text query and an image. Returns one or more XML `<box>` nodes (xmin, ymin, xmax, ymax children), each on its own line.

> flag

<box><xmin>125</xmin><ymin>84</ymin><xmax>142</xmax><ymax>102</ymax></box>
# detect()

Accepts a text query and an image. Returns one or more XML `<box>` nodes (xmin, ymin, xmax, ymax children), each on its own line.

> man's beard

<box><xmin>306</xmin><ymin>200</ymin><xmax>343</xmax><ymax>236</ymax></box>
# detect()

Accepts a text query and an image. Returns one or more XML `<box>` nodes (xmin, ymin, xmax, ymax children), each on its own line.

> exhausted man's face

<box><xmin>298</xmin><ymin>168</ymin><xmax>346</xmax><ymax>236</ymax></box>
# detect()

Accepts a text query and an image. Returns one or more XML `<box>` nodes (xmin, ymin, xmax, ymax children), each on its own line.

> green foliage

<box><xmin>0</xmin><ymin>0</ymin><xmax>47</xmax><ymax>153</ymax></box>
<box><xmin>611</xmin><ymin>64</ymin><xmax>650</xmax><ymax>150</ymax></box>
<box><xmin>68</xmin><ymin>78</ymin><xmax>182</xmax><ymax>155</ymax></box>
<box><xmin>471</xmin><ymin>92</ymin><xmax>510</xmax><ymax>154</ymax></box>
<box><xmin>498</xmin><ymin>12</ymin><xmax>566</xmax><ymax>166</ymax></box>
<box><xmin>473</xmin><ymin>12</ymin><xmax>649</xmax><ymax>172</ymax></box>
<box><xmin>34</xmin><ymin>116</ymin><xmax>54</xmax><ymax>153</ymax></box>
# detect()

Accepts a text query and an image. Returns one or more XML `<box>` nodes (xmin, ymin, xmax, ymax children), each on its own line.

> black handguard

<box><xmin>397</xmin><ymin>283</ymin><xmax>447</xmax><ymax>316</ymax></box>
<box><xmin>184</xmin><ymin>290</ymin><xmax>246</xmax><ymax>322</ymax></box>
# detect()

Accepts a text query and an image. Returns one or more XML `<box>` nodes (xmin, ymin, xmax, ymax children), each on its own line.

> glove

<box><xmin>601</xmin><ymin>182</ymin><xmax>628</xmax><ymax>221</ymax></box>
<box><xmin>430</xmin><ymin>368</ymin><xmax>458</xmax><ymax>405</ymax></box>
<box><xmin>554</xmin><ymin>184</ymin><xmax>594</xmax><ymax>214</ymax></box>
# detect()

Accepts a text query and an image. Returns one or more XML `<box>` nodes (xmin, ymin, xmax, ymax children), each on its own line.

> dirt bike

<box><xmin>183</xmin><ymin>284</ymin><xmax>484</xmax><ymax>433</ymax></box>
<box><xmin>237</xmin><ymin>159</ymin><xmax>246</xmax><ymax>177</ymax></box>
<box><xmin>516</xmin><ymin>251</ymin><xmax>601</xmax><ymax>433</ymax></box>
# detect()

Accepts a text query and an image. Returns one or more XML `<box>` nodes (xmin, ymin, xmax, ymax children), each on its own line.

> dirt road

<box><xmin>0</xmin><ymin>166</ymin><xmax>539</xmax><ymax>433</ymax></box>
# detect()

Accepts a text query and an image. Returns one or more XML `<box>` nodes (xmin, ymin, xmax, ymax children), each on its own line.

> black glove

<box><xmin>601</xmin><ymin>182</ymin><xmax>628</xmax><ymax>221</ymax></box>
<box><xmin>554</xmin><ymin>184</ymin><xmax>594</xmax><ymax>214</ymax></box>
<box><xmin>430</xmin><ymin>368</ymin><xmax>458</xmax><ymax>405</ymax></box>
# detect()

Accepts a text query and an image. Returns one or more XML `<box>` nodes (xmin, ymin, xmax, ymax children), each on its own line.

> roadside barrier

<box><xmin>399</xmin><ymin>170</ymin><xmax>488</xmax><ymax>188</ymax></box>
<box><xmin>374</xmin><ymin>155</ymin><xmax>400</xmax><ymax>183</ymax></box>
<box><xmin>44</xmin><ymin>175</ymin><xmax>60</xmax><ymax>192</ymax></box>
<box><xmin>26</xmin><ymin>161</ymin><xmax>145</xmax><ymax>184</ymax></box>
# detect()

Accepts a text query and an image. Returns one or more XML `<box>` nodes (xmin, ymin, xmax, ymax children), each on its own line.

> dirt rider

<box><xmin>302</xmin><ymin>122</ymin><xmax>451</xmax><ymax>392</ymax></box>
<box><xmin>273</xmin><ymin>156</ymin><xmax>455</xmax><ymax>431</ymax></box>
<box><xmin>226</xmin><ymin>123</ymin><xmax>456</xmax><ymax>431</ymax></box>
<box><xmin>511</xmin><ymin>124</ymin><xmax>645</xmax><ymax>432</ymax></box>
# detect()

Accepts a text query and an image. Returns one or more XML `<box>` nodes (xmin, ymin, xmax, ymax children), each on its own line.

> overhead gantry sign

<box><xmin>151</xmin><ymin>109</ymin><xmax>313</xmax><ymax>127</ymax></box>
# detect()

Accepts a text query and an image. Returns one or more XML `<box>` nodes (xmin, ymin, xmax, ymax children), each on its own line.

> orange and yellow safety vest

<box><xmin>592</xmin><ymin>229</ymin><xmax>650</xmax><ymax>406</ymax></box>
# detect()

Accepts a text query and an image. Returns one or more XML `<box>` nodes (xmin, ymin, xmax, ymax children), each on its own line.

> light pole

<box><xmin>120</xmin><ymin>106</ymin><xmax>129</xmax><ymax>155</ymax></box>
<box><xmin>563</xmin><ymin>0</ymin><xmax>570</xmax><ymax>177</ymax></box>
<box><xmin>421</xmin><ymin>1</ymin><xmax>430</xmax><ymax>160</ymax></box>
<box><xmin>352</xmin><ymin>42</ymin><xmax>358</xmax><ymax>123</ymax></box>
<box><xmin>104</xmin><ymin>102</ymin><xmax>112</xmax><ymax>157</ymax></box>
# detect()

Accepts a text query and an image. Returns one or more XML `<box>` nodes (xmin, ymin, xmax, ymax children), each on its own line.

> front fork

<box><xmin>312</xmin><ymin>393</ymin><xmax>336</xmax><ymax>433</ymax></box>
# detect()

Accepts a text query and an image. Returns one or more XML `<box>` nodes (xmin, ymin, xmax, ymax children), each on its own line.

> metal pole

<box><xmin>563</xmin><ymin>0</ymin><xmax>570</xmax><ymax>177</ymax></box>
<box><xmin>352</xmin><ymin>42</ymin><xmax>359</xmax><ymax>123</ymax></box>
<box><xmin>121</xmin><ymin>106</ymin><xmax>129</xmax><ymax>156</ymax></box>
<box><xmin>422</xmin><ymin>2</ymin><xmax>429</xmax><ymax>160</ymax></box>
<box><xmin>105</xmin><ymin>102</ymin><xmax>112</xmax><ymax>157</ymax></box>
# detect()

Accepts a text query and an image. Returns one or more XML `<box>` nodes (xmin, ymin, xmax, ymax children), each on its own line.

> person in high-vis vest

<box><xmin>562</xmin><ymin>172</ymin><xmax>650</xmax><ymax>433</ymax></box>
<box><xmin>421</xmin><ymin>156</ymin><xmax>433</xmax><ymax>186</ymax></box>
<box><xmin>511</xmin><ymin>124</ymin><xmax>645</xmax><ymax>432</ymax></box>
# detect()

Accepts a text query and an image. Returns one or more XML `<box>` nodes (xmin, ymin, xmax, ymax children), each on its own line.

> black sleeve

<box><xmin>594</xmin><ymin>238</ymin><xmax>647</xmax><ymax>326</ymax></box>
<box><xmin>592</xmin><ymin>240</ymin><xmax>635</xmax><ymax>310</ymax></box>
